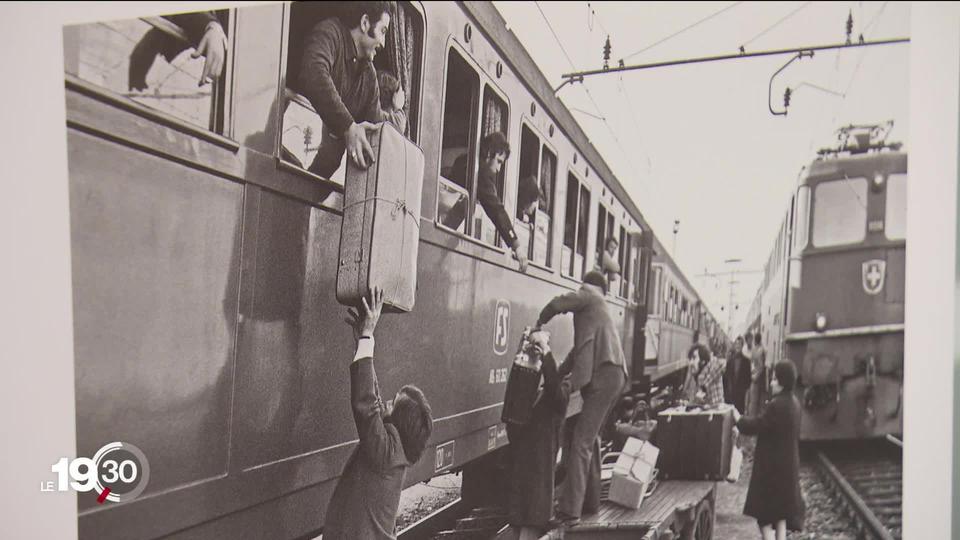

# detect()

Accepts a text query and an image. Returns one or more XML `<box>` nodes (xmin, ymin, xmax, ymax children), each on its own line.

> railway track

<box><xmin>398</xmin><ymin>499</ymin><xmax>509</xmax><ymax>540</ymax></box>
<box><xmin>813</xmin><ymin>437</ymin><xmax>902</xmax><ymax>540</ymax></box>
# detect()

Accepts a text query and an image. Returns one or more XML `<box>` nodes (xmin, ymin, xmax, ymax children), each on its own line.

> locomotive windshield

<box><xmin>885</xmin><ymin>173</ymin><xmax>907</xmax><ymax>240</ymax></box>
<box><xmin>811</xmin><ymin>178</ymin><xmax>868</xmax><ymax>247</ymax></box>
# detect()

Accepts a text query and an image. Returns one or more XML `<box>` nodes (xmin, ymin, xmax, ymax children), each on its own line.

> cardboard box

<box><xmin>608</xmin><ymin>438</ymin><xmax>659</xmax><ymax>509</ymax></box>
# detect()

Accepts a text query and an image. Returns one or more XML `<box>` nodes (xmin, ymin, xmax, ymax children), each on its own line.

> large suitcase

<box><xmin>654</xmin><ymin>404</ymin><xmax>735</xmax><ymax>480</ymax></box>
<box><xmin>336</xmin><ymin>123</ymin><xmax>424</xmax><ymax>312</ymax></box>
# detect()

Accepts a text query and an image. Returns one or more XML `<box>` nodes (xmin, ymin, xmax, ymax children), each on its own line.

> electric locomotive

<box><xmin>756</xmin><ymin>122</ymin><xmax>905</xmax><ymax>440</ymax></box>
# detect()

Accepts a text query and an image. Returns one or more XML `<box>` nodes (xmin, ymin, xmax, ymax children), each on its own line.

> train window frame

<box><xmin>811</xmin><ymin>177</ymin><xmax>869</xmax><ymax>248</ymax></box>
<box><xmin>513</xmin><ymin>119</ymin><xmax>558</xmax><ymax>271</ymax></box>
<box><xmin>561</xmin><ymin>169</ymin><xmax>591</xmax><ymax>282</ymax></box>
<box><xmin>277</xmin><ymin>1</ymin><xmax>426</xmax><ymax>188</ymax></box>
<box><xmin>435</xmin><ymin>43</ymin><xmax>483</xmax><ymax>238</ymax></box>
<box><xmin>884</xmin><ymin>173</ymin><xmax>907</xmax><ymax>241</ymax></box>
<box><xmin>62</xmin><ymin>10</ymin><xmax>237</xmax><ymax>145</ymax></box>
<box><xmin>471</xmin><ymin>82</ymin><xmax>512</xmax><ymax>250</ymax></box>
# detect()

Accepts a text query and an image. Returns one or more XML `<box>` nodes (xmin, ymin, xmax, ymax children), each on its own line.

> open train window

<box><xmin>281</xmin><ymin>1</ymin><xmax>424</xmax><ymax>183</ymax></box>
<box><xmin>471</xmin><ymin>85</ymin><xmax>511</xmax><ymax>247</ymax></box>
<box><xmin>562</xmin><ymin>174</ymin><xmax>591</xmax><ymax>280</ymax></box>
<box><xmin>885</xmin><ymin>173</ymin><xmax>907</xmax><ymax>240</ymax></box>
<box><xmin>437</xmin><ymin>48</ymin><xmax>480</xmax><ymax>234</ymax></box>
<box><xmin>513</xmin><ymin>124</ymin><xmax>556</xmax><ymax>267</ymax></box>
<box><xmin>62</xmin><ymin>10</ymin><xmax>231</xmax><ymax>132</ymax></box>
<box><xmin>812</xmin><ymin>178</ymin><xmax>867</xmax><ymax>247</ymax></box>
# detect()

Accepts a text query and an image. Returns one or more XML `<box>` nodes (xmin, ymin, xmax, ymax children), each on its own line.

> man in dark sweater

<box><xmin>442</xmin><ymin>132</ymin><xmax>530</xmax><ymax>271</ymax></box>
<box><xmin>297</xmin><ymin>2</ymin><xmax>395</xmax><ymax>178</ymax></box>
<box><xmin>323</xmin><ymin>287</ymin><xmax>434</xmax><ymax>540</ymax></box>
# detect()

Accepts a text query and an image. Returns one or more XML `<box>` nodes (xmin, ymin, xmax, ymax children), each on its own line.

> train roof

<box><xmin>462</xmin><ymin>3</ymin><xmax>653</xmax><ymax>235</ymax></box>
<box><xmin>804</xmin><ymin>150</ymin><xmax>908</xmax><ymax>184</ymax></box>
<box><xmin>463</xmin><ymin>2</ymin><xmax>718</xmax><ymax>319</ymax></box>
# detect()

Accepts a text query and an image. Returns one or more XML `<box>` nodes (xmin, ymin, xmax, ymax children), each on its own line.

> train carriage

<box><xmin>63</xmin><ymin>2</ymin><xmax>719</xmax><ymax>538</ymax></box>
<box><xmin>748</xmin><ymin>123</ymin><xmax>905</xmax><ymax>441</ymax></box>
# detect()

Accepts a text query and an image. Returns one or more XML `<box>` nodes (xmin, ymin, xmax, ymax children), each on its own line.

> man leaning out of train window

<box><xmin>442</xmin><ymin>132</ymin><xmax>534</xmax><ymax>272</ymax></box>
<box><xmin>732</xmin><ymin>361</ymin><xmax>806</xmax><ymax>540</ymax></box>
<box><xmin>598</xmin><ymin>237</ymin><xmax>621</xmax><ymax>291</ymax></box>
<box><xmin>322</xmin><ymin>287</ymin><xmax>434</xmax><ymax>540</ymax></box>
<box><xmin>298</xmin><ymin>2</ymin><xmax>403</xmax><ymax>178</ymax></box>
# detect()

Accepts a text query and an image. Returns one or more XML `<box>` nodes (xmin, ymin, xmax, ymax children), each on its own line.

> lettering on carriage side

<box><xmin>487</xmin><ymin>426</ymin><xmax>498</xmax><ymax>450</ymax></box>
<box><xmin>488</xmin><ymin>367</ymin><xmax>508</xmax><ymax>384</ymax></box>
<box><xmin>862</xmin><ymin>259</ymin><xmax>886</xmax><ymax>295</ymax></box>
<box><xmin>493</xmin><ymin>300</ymin><xmax>510</xmax><ymax>355</ymax></box>
<box><xmin>435</xmin><ymin>441</ymin><xmax>455</xmax><ymax>473</ymax></box>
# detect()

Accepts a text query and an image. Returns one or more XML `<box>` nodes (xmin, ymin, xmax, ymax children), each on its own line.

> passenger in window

<box><xmin>517</xmin><ymin>174</ymin><xmax>542</xmax><ymax>223</ymax></box>
<box><xmin>442</xmin><ymin>132</ymin><xmax>530</xmax><ymax>272</ymax></box>
<box><xmin>129</xmin><ymin>11</ymin><xmax>228</xmax><ymax>91</ymax></box>
<box><xmin>324</xmin><ymin>287</ymin><xmax>434</xmax><ymax>540</ymax></box>
<box><xmin>598</xmin><ymin>237</ymin><xmax>621</xmax><ymax>288</ymax></box>
<box><xmin>298</xmin><ymin>1</ymin><xmax>395</xmax><ymax>177</ymax></box>
<box><xmin>377</xmin><ymin>70</ymin><xmax>407</xmax><ymax>134</ymax></box>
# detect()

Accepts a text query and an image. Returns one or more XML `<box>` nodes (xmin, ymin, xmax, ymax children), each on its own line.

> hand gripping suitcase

<box><xmin>336</xmin><ymin>122</ymin><xmax>425</xmax><ymax>312</ymax></box>
<box><xmin>654</xmin><ymin>404</ymin><xmax>735</xmax><ymax>480</ymax></box>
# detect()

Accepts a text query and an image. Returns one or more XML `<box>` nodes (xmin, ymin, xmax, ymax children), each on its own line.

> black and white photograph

<box><xmin>3</xmin><ymin>2</ymin><xmax>959</xmax><ymax>540</ymax></box>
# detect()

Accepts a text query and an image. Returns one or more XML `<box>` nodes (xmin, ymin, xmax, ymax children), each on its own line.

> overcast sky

<box><xmin>493</xmin><ymin>1</ymin><xmax>910</xmax><ymax>334</ymax></box>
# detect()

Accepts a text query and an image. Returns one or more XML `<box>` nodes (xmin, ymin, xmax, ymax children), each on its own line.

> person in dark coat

<box><xmin>506</xmin><ymin>330</ymin><xmax>572</xmax><ymax>538</ymax></box>
<box><xmin>323</xmin><ymin>288</ymin><xmax>434</xmax><ymax>540</ymax></box>
<box><xmin>733</xmin><ymin>360</ymin><xmax>805</xmax><ymax>540</ymax></box>
<box><xmin>724</xmin><ymin>336</ymin><xmax>752</xmax><ymax>414</ymax></box>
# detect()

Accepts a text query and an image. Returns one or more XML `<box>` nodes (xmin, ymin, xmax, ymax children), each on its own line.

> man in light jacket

<box><xmin>536</xmin><ymin>271</ymin><xmax>627</xmax><ymax>526</ymax></box>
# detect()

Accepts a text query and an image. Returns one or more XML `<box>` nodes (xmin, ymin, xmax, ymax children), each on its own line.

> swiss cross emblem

<box><xmin>862</xmin><ymin>259</ymin><xmax>886</xmax><ymax>295</ymax></box>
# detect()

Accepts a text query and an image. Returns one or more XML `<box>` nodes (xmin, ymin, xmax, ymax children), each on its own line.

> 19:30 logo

<box><xmin>47</xmin><ymin>442</ymin><xmax>150</xmax><ymax>503</ymax></box>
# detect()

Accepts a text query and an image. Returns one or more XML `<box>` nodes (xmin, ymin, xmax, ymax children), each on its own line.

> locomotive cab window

<box><xmin>812</xmin><ymin>178</ymin><xmax>868</xmax><ymax>247</ymax></box>
<box><xmin>885</xmin><ymin>173</ymin><xmax>907</xmax><ymax>240</ymax></box>
<box><xmin>62</xmin><ymin>10</ymin><xmax>231</xmax><ymax>132</ymax></box>
<box><xmin>562</xmin><ymin>173</ymin><xmax>590</xmax><ymax>280</ymax></box>
<box><xmin>281</xmin><ymin>1</ymin><xmax>424</xmax><ymax>184</ymax></box>
<box><xmin>514</xmin><ymin>124</ymin><xmax>556</xmax><ymax>267</ymax></box>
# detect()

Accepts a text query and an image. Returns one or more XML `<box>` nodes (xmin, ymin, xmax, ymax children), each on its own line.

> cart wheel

<box><xmin>692</xmin><ymin>498</ymin><xmax>714</xmax><ymax>540</ymax></box>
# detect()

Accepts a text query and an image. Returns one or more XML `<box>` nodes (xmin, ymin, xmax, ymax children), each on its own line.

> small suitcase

<box><xmin>336</xmin><ymin>122</ymin><xmax>424</xmax><ymax>312</ymax></box>
<box><xmin>654</xmin><ymin>404</ymin><xmax>735</xmax><ymax>480</ymax></box>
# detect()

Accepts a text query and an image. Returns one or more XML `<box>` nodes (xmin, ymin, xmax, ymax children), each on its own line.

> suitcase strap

<box><xmin>342</xmin><ymin>196</ymin><xmax>421</xmax><ymax>229</ymax></box>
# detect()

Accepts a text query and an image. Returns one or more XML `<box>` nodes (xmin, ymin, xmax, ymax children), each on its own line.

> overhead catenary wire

<box><xmin>740</xmin><ymin>1</ymin><xmax>815</xmax><ymax>50</ymax></box>
<box><xmin>620</xmin><ymin>2</ymin><xmax>744</xmax><ymax>63</ymax></box>
<box><xmin>534</xmin><ymin>1</ymin><xmax>665</xmax><ymax>228</ymax></box>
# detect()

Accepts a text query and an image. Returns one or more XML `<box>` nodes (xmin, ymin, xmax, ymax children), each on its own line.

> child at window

<box><xmin>377</xmin><ymin>70</ymin><xmax>407</xmax><ymax>135</ymax></box>
<box><xmin>732</xmin><ymin>360</ymin><xmax>806</xmax><ymax>540</ymax></box>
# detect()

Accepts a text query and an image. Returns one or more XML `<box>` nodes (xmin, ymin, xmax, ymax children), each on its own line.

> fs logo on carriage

<box><xmin>862</xmin><ymin>259</ymin><xmax>886</xmax><ymax>295</ymax></box>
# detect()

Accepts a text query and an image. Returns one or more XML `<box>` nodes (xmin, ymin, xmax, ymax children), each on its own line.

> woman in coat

<box><xmin>733</xmin><ymin>360</ymin><xmax>805</xmax><ymax>540</ymax></box>
<box><xmin>506</xmin><ymin>330</ymin><xmax>572</xmax><ymax>538</ymax></box>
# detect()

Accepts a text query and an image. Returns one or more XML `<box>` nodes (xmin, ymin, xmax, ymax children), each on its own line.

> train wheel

<box><xmin>689</xmin><ymin>498</ymin><xmax>714</xmax><ymax>540</ymax></box>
